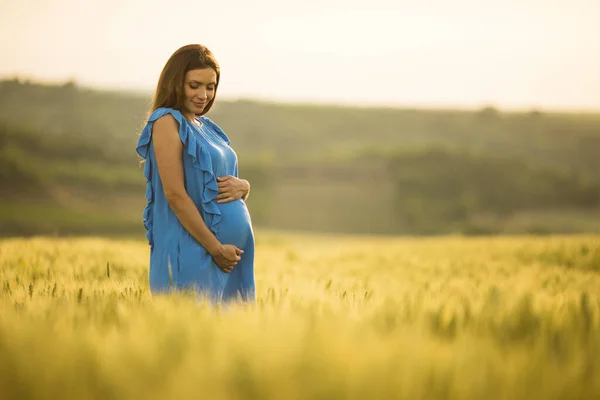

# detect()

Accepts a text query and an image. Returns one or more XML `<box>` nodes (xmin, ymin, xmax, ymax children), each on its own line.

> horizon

<box><xmin>4</xmin><ymin>75</ymin><xmax>599</xmax><ymax>114</ymax></box>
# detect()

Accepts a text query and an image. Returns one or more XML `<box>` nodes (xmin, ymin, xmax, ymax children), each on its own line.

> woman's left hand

<box><xmin>215</xmin><ymin>176</ymin><xmax>250</xmax><ymax>203</ymax></box>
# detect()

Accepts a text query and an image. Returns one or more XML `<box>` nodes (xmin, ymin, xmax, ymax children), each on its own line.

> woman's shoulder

<box><xmin>148</xmin><ymin>107</ymin><xmax>185</xmax><ymax>124</ymax></box>
<box><xmin>137</xmin><ymin>108</ymin><xmax>189</xmax><ymax>158</ymax></box>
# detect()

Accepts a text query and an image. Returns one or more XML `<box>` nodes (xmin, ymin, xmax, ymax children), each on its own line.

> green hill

<box><xmin>1</xmin><ymin>78</ymin><xmax>599</xmax><ymax>236</ymax></box>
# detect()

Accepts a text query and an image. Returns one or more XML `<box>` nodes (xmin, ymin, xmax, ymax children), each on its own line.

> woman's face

<box><xmin>183</xmin><ymin>68</ymin><xmax>217</xmax><ymax>117</ymax></box>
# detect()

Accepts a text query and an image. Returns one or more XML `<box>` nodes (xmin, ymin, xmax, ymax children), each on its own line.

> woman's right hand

<box><xmin>210</xmin><ymin>244</ymin><xmax>244</xmax><ymax>273</ymax></box>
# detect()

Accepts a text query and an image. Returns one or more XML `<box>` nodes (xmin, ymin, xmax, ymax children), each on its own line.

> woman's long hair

<box><xmin>149</xmin><ymin>44</ymin><xmax>220</xmax><ymax>117</ymax></box>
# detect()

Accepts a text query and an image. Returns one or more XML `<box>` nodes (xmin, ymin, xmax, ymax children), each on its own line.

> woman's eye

<box><xmin>190</xmin><ymin>85</ymin><xmax>199</xmax><ymax>89</ymax></box>
<box><xmin>207</xmin><ymin>86</ymin><xmax>215</xmax><ymax>91</ymax></box>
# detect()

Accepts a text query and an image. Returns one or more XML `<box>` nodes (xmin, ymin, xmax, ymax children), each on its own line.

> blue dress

<box><xmin>136</xmin><ymin>107</ymin><xmax>255</xmax><ymax>302</ymax></box>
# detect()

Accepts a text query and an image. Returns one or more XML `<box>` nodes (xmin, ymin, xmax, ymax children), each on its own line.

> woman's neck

<box><xmin>183</xmin><ymin>112</ymin><xmax>201</xmax><ymax>126</ymax></box>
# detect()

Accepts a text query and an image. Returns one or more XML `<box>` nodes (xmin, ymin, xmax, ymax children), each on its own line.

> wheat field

<box><xmin>1</xmin><ymin>232</ymin><xmax>599</xmax><ymax>399</ymax></box>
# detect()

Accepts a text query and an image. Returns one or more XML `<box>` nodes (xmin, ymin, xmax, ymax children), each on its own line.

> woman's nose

<box><xmin>195</xmin><ymin>89</ymin><xmax>207</xmax><ymax>100</ymax></box>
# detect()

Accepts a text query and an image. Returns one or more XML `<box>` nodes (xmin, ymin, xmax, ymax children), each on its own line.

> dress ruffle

<box><xmin>136</xmin><ymin>108</ymin><xmax>223</xmax><ymax>247</ymax></box>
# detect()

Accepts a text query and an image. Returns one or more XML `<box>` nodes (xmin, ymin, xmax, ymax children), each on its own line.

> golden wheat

<box><xmin>1</xmin><ymin>233</ymin><xmax>599</xmax><ymax>399</ymax></box>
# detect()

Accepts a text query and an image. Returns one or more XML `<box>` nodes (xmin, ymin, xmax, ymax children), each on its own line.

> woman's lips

<box><xmin>193</xmin><ymin>101</ymin><xmax>206</xmax><ymax>107</ymax></box>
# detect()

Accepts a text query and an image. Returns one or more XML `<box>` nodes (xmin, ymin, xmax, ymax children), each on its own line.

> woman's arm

<box><xmin>152</xmin><ymin>114</ymin><xmax>242</xmax><ymax>271</ymax></box>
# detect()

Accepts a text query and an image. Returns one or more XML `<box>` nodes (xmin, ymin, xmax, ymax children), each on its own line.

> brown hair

<box><xmin>149</xmin><ymin>44</ymin><xmax>220</xmax><ymax>117</ymax></box>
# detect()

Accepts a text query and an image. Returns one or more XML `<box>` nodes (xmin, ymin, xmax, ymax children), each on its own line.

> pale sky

<box><xmin>1</xmin><ymin>0</ymin><xmax>599</xmax><ymax>110</ymax></box>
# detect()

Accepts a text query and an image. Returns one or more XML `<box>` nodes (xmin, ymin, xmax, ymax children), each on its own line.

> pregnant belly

<box><xmin>215</xmin><ymin>199</ymin><xmax>253</xmax><ymax>247</ymax></box>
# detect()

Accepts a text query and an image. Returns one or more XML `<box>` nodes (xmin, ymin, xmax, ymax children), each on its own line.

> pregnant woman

<box><xmin>136</xmin><ymin>44</ymin><xmax>255</xmax><ymax>303</ymax></box>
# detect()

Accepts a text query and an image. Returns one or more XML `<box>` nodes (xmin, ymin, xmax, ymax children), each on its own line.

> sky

<box><xmin>0</xmin><ymin>0</ymin><xmax>599</xmax><ymax>110</ymax></box>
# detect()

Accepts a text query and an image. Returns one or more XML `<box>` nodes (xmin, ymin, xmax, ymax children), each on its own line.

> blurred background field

<box><xmin>1</xmin><ymin>79</ymin><xmax>600</xmax><ymax>237</ymax></box>
<box><xmin>1</xmin><ymin>233</ymin><xmax>599</xmax><ymax>399</ymax></box>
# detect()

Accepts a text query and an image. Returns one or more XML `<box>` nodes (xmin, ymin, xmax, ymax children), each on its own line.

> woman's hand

<box><xmin>210</xmin><ymin>244</ymin><xmax>244</xmax><ymax>273</ymax></box>
<box><xmin>215</xmin><ymin>176</ymin><xmax>250</xmax><ymax>203</ymax></box>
